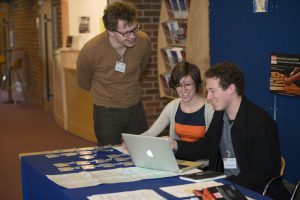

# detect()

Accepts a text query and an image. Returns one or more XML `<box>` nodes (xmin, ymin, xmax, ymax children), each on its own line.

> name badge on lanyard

<box><xmin>115</xmin><ymin>61</ymin><xmax>126</xmax><ymax>73</ymax></box>
<box><xmin>223</xmin><ymin>158</ymin><xmax>237</xmax><ymax>169</ymax></box>
<box><xmin>223</xmin><ymin>151</ymin><xmax>237</xmax><ymax>169</ymax></box>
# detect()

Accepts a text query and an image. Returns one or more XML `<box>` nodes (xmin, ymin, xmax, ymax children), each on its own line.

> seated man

<box><xmin>168</xmin><ymin>61</ymin><xmax>290</xmax><ymax>199</ymax></box>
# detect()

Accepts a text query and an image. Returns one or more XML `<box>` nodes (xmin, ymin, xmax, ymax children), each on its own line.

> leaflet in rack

<box><xmin>162</xmin><ymin>20</ymin><xmax>187</xmax><ymax>45</ymax></box>
<box><xmin>165</xmin><ymin>0</ymin><xmax>191</xmax><ymax>19</ymax></box>
<box><xmin>161</xmin><ymin>46</ymin><xmax>186</xmax><ymax>70</ymax></box>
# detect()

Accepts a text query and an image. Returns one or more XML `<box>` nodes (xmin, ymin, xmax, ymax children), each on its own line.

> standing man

<box><xmin>77</xmin><ymin>1</ymin><xmax>151</xmax><ymax>146</ymax></box>
<box><xmin>169</xmin><ymin>62</ymin><xmax>289</xmax><ymax>199</ymax></box>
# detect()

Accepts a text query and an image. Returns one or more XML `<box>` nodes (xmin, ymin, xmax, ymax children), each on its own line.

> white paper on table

<box><xmin>87</xmin><ymin>189</ymin><xmax>166</xmax><ymax>200</ymax></box>
<box><xmin>46</xmin><ymin>171</ymin><xmax>100</xmax><ymax>189</ymax></box>
<box><xmin>159</xmin><ymin>181</ymin><xmax>223</xmax><ymax>198</ymax></box>
<box><xmin>46</xmin><ymin>167</ymin><xmax>178</xmax><ymax>189</ymax></box>
<box><xmin>89</xmin><ymin>167</ymin><xmax>177</xmax><ymax>184</ymax></box>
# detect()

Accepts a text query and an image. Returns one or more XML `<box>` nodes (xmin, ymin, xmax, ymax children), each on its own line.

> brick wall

<box><xmin>52</xmin><ymin>0</ymin><xmax>62</xmax><ymax>48</ymax></box>
<box><xmin>8</xmin><ymin>0</ymin><xmax>43</xmax><ymax>105</ymax></box>
<box><xmin>126</xmin><ymin>0</ymin><xmax>169</xmax><ymax>127</ymax></box>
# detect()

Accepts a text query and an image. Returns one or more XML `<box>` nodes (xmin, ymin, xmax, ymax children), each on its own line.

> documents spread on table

<box><xmin>85</xmin><ymin>181</ymin><xmax>256</xmax><ymax>200</ymax></box>
<box><xmin>159</xmin><ymin>180</ymin><xmax>223</xmax><ymax>198</ymax></box>
<box><xmin>23</xmin><ymin>145</ymin><xmax>256</xmax><ymax>200</ymax></box>
<box><xmin>87</xmin><ymin>189</ymin><xmax>166</xmax><ymax>200</ymax></box>
<box><xmin>42</xmin><ymin>146</ymin><xmax>135</xmax><ymax>172</ymax></box>
<box><xmin>159</xmin><ymin>181</ymin><xmax>254</xmax><ymax>200</ymax></box>
<box><xmin>46</xmin><ymin>167</ymin><xmax>178</xmax><ymax>189</ymax></box>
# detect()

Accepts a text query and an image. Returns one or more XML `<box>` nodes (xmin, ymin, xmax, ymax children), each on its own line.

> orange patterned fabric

<box><xmin>175</xmin><ymin>123</ymin><xmax>206</xmax><ymax>142</ymax></box>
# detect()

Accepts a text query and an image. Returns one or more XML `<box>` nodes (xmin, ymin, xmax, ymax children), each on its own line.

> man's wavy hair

<box><xmin>205</xmin><ymin>61</ymin><xmax>245</xmax><ymax>96</ymax></box>
<box><xmin>102</xmin><ymin>1</ymin><xmax>138</xmax><ymax>31</ymax></box>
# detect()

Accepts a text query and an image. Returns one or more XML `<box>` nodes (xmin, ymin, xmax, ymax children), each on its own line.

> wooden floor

<box><xmin>0</xmin><ymin>103</ymin><xmax>95</xmax><ymax>200</ymax></box>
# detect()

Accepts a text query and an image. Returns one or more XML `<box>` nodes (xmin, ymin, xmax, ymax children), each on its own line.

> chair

<box><xmin>0</xmin><ymin>57</ymin><xmax>25</xmax><ymax>103</ymax></box>
<box><xmin>281</xmin><ymin>156</ymin><xmax>286</xmax><ymax>176</ymax></box>
<box><xmin>0</xmin><ymin>55</ymin><xmax>6</xmax><ymax>87</ymax></box>
<box><xmin>263</xmin><ymin>156</ymin><xmax>300</xmax><ymax>200</ymax></box>
<box><xmin>0</xmin><ymin>55</ymin><xmax>5</xmax><ymax>64</ymax></box>
<box><xmin>291</xmin><ymin>180</ymin><xmax>300</xmax><ymax>200</ymax></box>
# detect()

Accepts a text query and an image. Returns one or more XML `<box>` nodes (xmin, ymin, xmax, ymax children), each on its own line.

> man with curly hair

<box><xmin>168</xmin><ymin>62</ymin><xmax>290</xmax><ymax>199</ymax></box>
<box><xmin>77</xmin><ymin>1</ymin><xmax>151</xmax><ymax>146</ymax></box>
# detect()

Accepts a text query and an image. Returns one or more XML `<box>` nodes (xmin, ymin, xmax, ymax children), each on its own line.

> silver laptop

<box><xmin>122</xmin><ymin>133</ymin><xmax>202</xmax><ymax>173</ymax></box>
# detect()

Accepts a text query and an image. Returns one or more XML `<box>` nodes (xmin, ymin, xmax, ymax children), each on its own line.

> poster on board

<box><xmin>79</xmin><ymin>16</ymin><xmax>90</xmax><ymax>33</ymax></box>
<box><xmin>270</xmin><ymin>53</ymin><xmax>300</xmax><ymax>96</ymax></box>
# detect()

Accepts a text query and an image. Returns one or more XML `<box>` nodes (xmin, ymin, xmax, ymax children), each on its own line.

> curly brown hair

<box><xmin>205</xmin><ymin>61</ymin><xmax>245</xmax><ymax>96</ymax></box>
<box><xmin>102</xmin><ymin>1</ymin><xmax>138</xmax><ymax>31</ymax></box>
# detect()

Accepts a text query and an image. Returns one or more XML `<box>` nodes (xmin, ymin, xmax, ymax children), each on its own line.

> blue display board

<box><xmin>210</xmin><ymin>0</ymin><xmax>300</xmax><ymax>182</ymax></box>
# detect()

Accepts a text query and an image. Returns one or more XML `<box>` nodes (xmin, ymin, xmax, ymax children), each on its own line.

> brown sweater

<box><xmin>76</xmin><ymin>31</ymin><xmax>151</xmax><ymax>108</ymax></box>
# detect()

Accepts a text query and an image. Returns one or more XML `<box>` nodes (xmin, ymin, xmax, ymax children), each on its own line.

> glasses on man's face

<box><xmin>175</xmin><ymin>83</ymin><xmax>194</xmax><ymax>90</ymax></box>
<box><xmin>115</xmin><ymin>23</ymin><xmax>141</xmax><ymax>37</ymax></box>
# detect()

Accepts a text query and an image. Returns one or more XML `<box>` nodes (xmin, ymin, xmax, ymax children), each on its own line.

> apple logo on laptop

<box><xmin>146</xmin><ymin>149</ymin><xmax>154</xmax><ymax>157</ymax></box>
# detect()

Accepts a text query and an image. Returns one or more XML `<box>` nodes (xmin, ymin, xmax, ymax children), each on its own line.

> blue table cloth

<box><xmin>21</xmin><ymin>146</ymin><xmax>271</xmax><ymax>200</ymax></box>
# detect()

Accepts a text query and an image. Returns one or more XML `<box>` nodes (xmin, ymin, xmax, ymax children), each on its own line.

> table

<box><xmin>20</xmin><ymin>146</ymin><xmax>271</xmax><ymax>200</ymax></box>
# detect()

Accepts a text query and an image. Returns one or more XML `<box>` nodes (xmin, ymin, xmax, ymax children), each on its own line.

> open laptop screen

<box><xmin>122</xmin><ymin>133</ymin><xmax>203</xmax><ymax>173</ymax></box>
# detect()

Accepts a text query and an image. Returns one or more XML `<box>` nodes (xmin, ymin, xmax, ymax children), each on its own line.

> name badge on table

<box><xmin>115</xmin><ymin>61</ymin><xmax>126</xmax><ymax>73</ymax></box>
<box><xmin>223</xmin><ymin>158</ymin><xmax>237</xmax><ymax>169</ymax></box>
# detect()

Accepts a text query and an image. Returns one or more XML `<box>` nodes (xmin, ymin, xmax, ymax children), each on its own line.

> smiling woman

<box><xmin>141</xmin><ymin>61</ymin><xmax>215</xmax><ymax>155</ymax></box>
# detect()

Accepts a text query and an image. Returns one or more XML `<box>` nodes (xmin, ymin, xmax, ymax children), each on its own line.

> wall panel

<box><xmin>210</xmin><ymin>0</ymin><xmax>300</xmax><ymax>182</ymax></box>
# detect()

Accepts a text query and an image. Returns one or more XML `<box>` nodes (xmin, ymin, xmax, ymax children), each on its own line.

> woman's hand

<box><xmin>161</xmin><ymin>136</ymin><xmax>178</xmax><ymax>151</ymax></box>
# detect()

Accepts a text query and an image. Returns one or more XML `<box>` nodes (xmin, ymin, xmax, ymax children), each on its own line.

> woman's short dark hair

<box><xmin>169</xmin><ymin>61</ymin><xmax>202</xmax><ymax>92</ymax></box>
<box><xmin>102</xmin><ymin>1</ymin><xmax>137</xmax><ymax>31</ymax></box>
<box><xmin>205</xmin><ymin>61</ymin><xmax>245</xmax><ymax>96</ymax></box>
